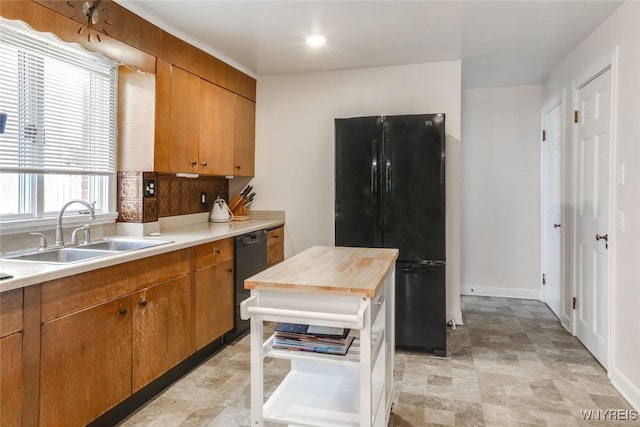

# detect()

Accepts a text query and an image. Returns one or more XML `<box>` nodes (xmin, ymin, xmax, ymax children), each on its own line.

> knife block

<box><xmin>232</xmin><ymin>204</ymin><xmax>251</xmax><ymax>221</ymax></box>
<box><xmin>229</xmin><ymin>192</ymin><xmax>251</xmax><ymax>221</ymax></box>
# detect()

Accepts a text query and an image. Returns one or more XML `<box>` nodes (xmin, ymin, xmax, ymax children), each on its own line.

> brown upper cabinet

<box><xmin>200</xmin><ymin>81</ymin><xmax>236</xmax><ymax>176</ymax></box>
<box><xmin>155</xmin><ymin>62</ymin><xmax>255</xmax><ymax>177</ymax></box>
<box><xmin>234</xmin><ymin>95</ymin><xmax>257</xmax><ymax>177</ymax></box>
<box><xmin>169</xmin><ymin>66</ymin><xmax>201</xmax><ymax>173</ymax></box>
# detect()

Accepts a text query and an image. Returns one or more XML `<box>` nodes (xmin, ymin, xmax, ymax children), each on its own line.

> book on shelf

<box><xmin>273</xmin><ymin>323</ymin><xmax>355</xmax><ymax>355</ymax></box>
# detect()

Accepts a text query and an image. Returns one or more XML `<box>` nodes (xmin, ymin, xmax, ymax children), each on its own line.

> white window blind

<box><xmin>0</xmin><ymin>19</ymin><xmax>118</xmax><ymax>175</ymax></box>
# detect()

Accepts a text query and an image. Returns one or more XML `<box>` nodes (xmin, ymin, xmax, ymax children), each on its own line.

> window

<box><xmin>0</xmin><ymin>18</ymin><xmax>118</xmax><ymax>225</ymax></box>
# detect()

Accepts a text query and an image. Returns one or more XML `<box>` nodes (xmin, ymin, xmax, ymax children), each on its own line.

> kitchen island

<box><xmin>241</xmin><ymin>245</ymin><xmax>398</xmax><ymax>427</ymax></box>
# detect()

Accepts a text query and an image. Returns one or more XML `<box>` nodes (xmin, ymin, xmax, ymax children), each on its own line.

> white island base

<box><xmin>241</xmin><ymin>246</ymin><xmax>398</xmax><ymax>427</ymax></box>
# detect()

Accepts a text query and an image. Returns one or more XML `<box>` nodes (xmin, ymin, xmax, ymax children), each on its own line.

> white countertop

<box><xmin>0</xmin><ymin>217</ymin><xmax>284</xmax><ymax>293</ymax></box>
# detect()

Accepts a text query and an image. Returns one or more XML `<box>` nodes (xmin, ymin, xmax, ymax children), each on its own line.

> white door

<box><xmin>542</xmin><ymin>103</ymin><xmax>563</xmax><ymax>320</ymax></box>
<box><xmin>573</xmin><ymin>67</ymin><xmax>612</xmax><ymax>368</ymax></box>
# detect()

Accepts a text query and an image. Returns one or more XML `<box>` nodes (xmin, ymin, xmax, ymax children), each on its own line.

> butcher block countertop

<box><xmin>244</xmin><ymin>245</ymin><xmax>399</xmax><ymax>298</ymax></box>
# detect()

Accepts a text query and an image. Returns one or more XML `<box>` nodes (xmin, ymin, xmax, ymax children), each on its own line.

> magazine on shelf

<box><xmin>273</xmin><ymin>322</ymin><xmax>355</xmax><ymax>355</ymax></box>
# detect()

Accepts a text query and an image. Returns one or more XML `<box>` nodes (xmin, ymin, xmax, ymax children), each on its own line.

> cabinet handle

<box><xmin>139</xmin><ymin>299</ymin><xmax>147</xmax><ymax>307</ymax></box>
<box><xmin>118</xmin><ymin>307</ymin><xmax>128</xmax><ymax>316</ymax></box>
<box><xmin>191</xmin><ymin>160</ymin><xmax>198</xmax><ymax>167</ymax></box>
<box><xmin>214</xmin><ymin>248</ymin><xmax>220</xmax><ymax>255</ymax></box>
<box><xmin>201</xmin><ymin>161</ymin><xmax>207</xmax><ymax>168</ymax></box>
<box><xmin>226</xmin><ymin>268</ymin><xmax>233</xmax><ymax>273</ymax></box>
<box><xmin>235</xmin><ymin>165</ymin><xmax>241</xmax><ymax>170</ymax></box>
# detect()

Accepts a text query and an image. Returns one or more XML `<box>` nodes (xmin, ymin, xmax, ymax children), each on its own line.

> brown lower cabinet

<box><xmin>194</xmin><ymin>239</ymin><xmax>234</xmax><ymax>350</ymax></box>
<box><xmin>1</xmin><ymin>332</ymin><xmax>23</xmax><ymax>427</ymax></box>
<box><xmin>0</xmin><ymin>288</ymin><xmax>23</xmax><ymax>427</ymax></box>
<box><xmin>132</xmin><ymin>275</ymin><xmax>192</xmax><ymax>392</ymax></box>
<box><xmin>38</xmin><ymin>250</ymin><xmax>195</xmax><ymax>426</ymax></box>
<box><xmin>1</xmin><ymin>230</ymin><xmax>279</xmax><ymax>426</ymax></box>
<box><xmin>40</xmin><ymin>296</ymin><xmax>133</xmax><ymax>426</ymax></box>
<box><xmin>266</xmin><ymin>226</ymin><xmax>285</xmax><ymax>267</ymax></box>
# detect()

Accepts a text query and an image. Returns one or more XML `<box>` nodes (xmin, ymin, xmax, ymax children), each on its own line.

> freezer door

<box><xmin>382</xmin><ymin>114</ymin><xmax>446</xmax><ymax>261</ymax></box>
<box><xmin>395</xmin><ymin>263</ymin><xmax>446</xmax><ymax>355</ymax></box>
<box><xmin>335</xmin><ymin>116</ymin><xmax>383</xmax><ymax>247</ymax></box>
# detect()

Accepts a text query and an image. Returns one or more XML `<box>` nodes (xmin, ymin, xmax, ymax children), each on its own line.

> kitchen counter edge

<box><xmin>0</xmin><ymin>218</ymin><xmax>284</xmax><ymax>293</ymax></box>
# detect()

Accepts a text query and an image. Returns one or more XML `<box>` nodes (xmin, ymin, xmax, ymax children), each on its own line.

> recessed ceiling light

<box><xmin>306</xmin><ymin>34</ymin><xmax>326</xmax><ymax>48</ymax></box>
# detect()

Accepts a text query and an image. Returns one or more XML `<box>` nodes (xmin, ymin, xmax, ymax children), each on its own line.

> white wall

<box><xmin>460</xmin><ymin>86</ymin><xmax>542</xmax><ymax>299</ymax></box>
<box><xmin>542</xmin><ymin>1</ymin><xmax>640</xmax><ymax>411</ymax></box>
<box><xmin>251</xmin><ymin>61</ymin><xmax>463</xmax><ymax>324</ymax></box>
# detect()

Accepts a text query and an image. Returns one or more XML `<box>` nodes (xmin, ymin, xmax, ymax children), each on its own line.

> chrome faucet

<box><xmin>71</xmin><ymin>224</ymin><xmax>91</xmax><ymax>246</ymax></box>
<box><xmin>55</xmin><ymin>200</ymin><xmax>96</xmax><ymax>247</ymax></box>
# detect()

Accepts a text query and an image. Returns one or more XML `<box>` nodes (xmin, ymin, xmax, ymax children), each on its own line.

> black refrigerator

<box><xmin>335</xmin><ymin>114</ymin><xmax>446</xmax><ymax>356</ymax></box>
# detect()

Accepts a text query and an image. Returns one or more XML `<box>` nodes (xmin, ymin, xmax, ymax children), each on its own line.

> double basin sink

<box><xmin>3</xmin><ymin>238</ymin><xmax>172</xmax><ymax>264</ymax></box>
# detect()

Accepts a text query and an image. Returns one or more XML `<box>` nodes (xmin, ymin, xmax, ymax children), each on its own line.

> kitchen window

<box><xmin>0</xmin><ymin>18</ymin><xmax>118</xmax><ymax>229</ymax></box>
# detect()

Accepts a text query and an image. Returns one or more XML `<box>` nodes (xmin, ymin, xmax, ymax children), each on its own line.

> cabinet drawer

<box><xmin>195</xmin><ymin>238</ymin><xmax>234</xmax><ymax>270</ymax></box>
<box><xmin>214</xmin><ymin>238</ymin><xmax>234</xmax><ymax>263</ymax></box>
<box><xmin>267</xmin><ymin>226</ymin><xmax>284</xmax><ymax>247</ymax></box>
<box><xmin>0</xmin><ymin>288</ymin><xmax>22</xmax><ymax>337</ymax></box>
<box><xmin>267</xmin><ymin>242</ymin><xmax>284</xmax><ymax>267</ymax></box>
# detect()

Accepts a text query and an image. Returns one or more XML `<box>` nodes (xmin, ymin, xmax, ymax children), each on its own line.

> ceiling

<box><xmin>114</xmin><ymin>0</ymin><xmax>623</xmax><ymax>89</ymax></box>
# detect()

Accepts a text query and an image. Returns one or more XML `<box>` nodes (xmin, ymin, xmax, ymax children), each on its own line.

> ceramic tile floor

<box><xmin>119</xmin><ymin>296</ymin><xmax>639</xmax><ymax>426</ymax></box>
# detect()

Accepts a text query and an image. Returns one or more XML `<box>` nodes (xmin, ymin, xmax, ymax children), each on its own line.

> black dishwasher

<box><xmin>225</xmin><ymin>230</ymin><xmax>267</xmax><ymax>342</ymax></box>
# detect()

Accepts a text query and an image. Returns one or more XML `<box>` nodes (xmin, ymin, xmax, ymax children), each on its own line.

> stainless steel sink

<box><xmin>2</xmin><ymin>238</ymin><xmax>172</xmax><ymax>264</ymax></box>
<box><xmin>78</xmin><ymin>238</ymin><xmax>172</xmax><ymax>252</ymax></box>
<box><xmin>5</xmin><ymin>248</ymin><xmax>116</xmax><ymax>264</ymax></box>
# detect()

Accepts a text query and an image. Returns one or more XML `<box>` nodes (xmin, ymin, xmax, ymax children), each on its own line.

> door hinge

<box><xmin>572</xmin><ymin>297</ymin><xmax>577</xmax><ymax>310</ymax></box>
<box><xmin>542</xmin><ymin>273</ymin><xmax>546</xmax><ymax>285</ymax></box>
<box><xmin>542</xmin><ymin>130</ymin><xmax>546</xmax><ymax>142</ymax></box>
<box><xmin>574</xmin><ymin>110</ymin><xmax>579</xmax><ymax>123</ymax></box>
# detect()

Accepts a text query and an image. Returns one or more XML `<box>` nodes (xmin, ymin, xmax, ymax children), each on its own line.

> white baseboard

<box><xmin>460</xmin><ymin>285</ymin><xmax>541</xmax><ymax>300</ymax></box>
<box><xmin>610</xmin><ymin>367</ymin><xmax>640</xmax><ymax>411</ymax></box>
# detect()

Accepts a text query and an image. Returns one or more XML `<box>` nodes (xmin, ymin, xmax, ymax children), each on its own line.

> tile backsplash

<box><xmin>117</xmin><ymin>172</ymin><xmax>228</xmax><ymax>223</ymax></box>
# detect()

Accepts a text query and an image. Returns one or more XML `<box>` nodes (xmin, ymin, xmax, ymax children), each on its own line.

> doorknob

<box><xmin>595</xmin><ymin>233</ymin><xmax>608</xmax><ymax>242</ymax></box>
<box><xmin>553</xmin><ymin>224</ymin><xmax>561</xmax><ymax>229</ymax></box>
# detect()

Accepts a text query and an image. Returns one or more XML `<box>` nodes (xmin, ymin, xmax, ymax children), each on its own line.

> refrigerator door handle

<box><xmin>371</xmin><ymin>139</ymin><xmax>378</xmax><ymax>194</ymax></box>
<box><xmin>385</xmin><ymin>158</ymin><xmax>392</xmax><ymax>193</ymax></box>
<box><xmin>441</xmin><ymin>149</ymin><xmax>445</xmax><ymax>184</ymax></box>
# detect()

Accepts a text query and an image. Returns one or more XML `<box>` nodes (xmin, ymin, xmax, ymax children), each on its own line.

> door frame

<box><xmin>540</xmin><ymin>92</ymin><xmax>567</xmax><ymax>327</ymax></box>
<box><xmin>570</xmin><ymin>48</ymin><xmax>618</xmax><ymax>370</ymax></box>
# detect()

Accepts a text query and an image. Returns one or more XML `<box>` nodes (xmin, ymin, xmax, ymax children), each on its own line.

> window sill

<box><xmin>0</xmin><ymin>213</ymin><xmax>119</xmax><ymax>235</ymax></box>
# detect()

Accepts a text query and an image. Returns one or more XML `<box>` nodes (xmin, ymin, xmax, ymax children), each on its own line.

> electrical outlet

<box><xmin>143</xmin><ymin>179</ymin><xmax>156</xmax><ymax>197</ymax></box>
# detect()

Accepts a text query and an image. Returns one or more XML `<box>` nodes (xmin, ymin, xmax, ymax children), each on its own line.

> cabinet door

<box><xmin>154</xmin><ymin>59</ymin><xmax>172</xmax><ymax>171</ymax></box>
<box><xmin>214</xmin><ymin>259</ymin><xmax>235</xmax><ymax>338</ymax></box>
<box><xmin>0</xmin><ymin>333</ymin><xmax>22</xmax><ymax>427</ymax></box>
<box><xmin>194</xmin><ymin>259</ymin><xmax>234</xmax><ymax>349</ymax></box>
<box><xmin>170</xmin><ymin>66</ymin><xmax>201</xmax><ymax>173</ymax></box>
<box><xmin>199</xmin><ymin>80</ymin><xmax>235</xmax><ymax>175</ymax></box>
<box><xmin>40</xmin><ymin>297</ymin><xmax>132</xmax><ymax>426</ymax></box>
<box><xmin>267</xmin><ymin>242</ymin><xmax>284</xmax><ymax>267</ymax></box>
<box><xmin>132</xmin><ymin>276</ymin><xmax>192</xmax><ymax>391</ymax></box>
<box><xmin>233</xmin><ymin>95</ymin><xmax>256</xmax><ymax>176</ymax></box>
